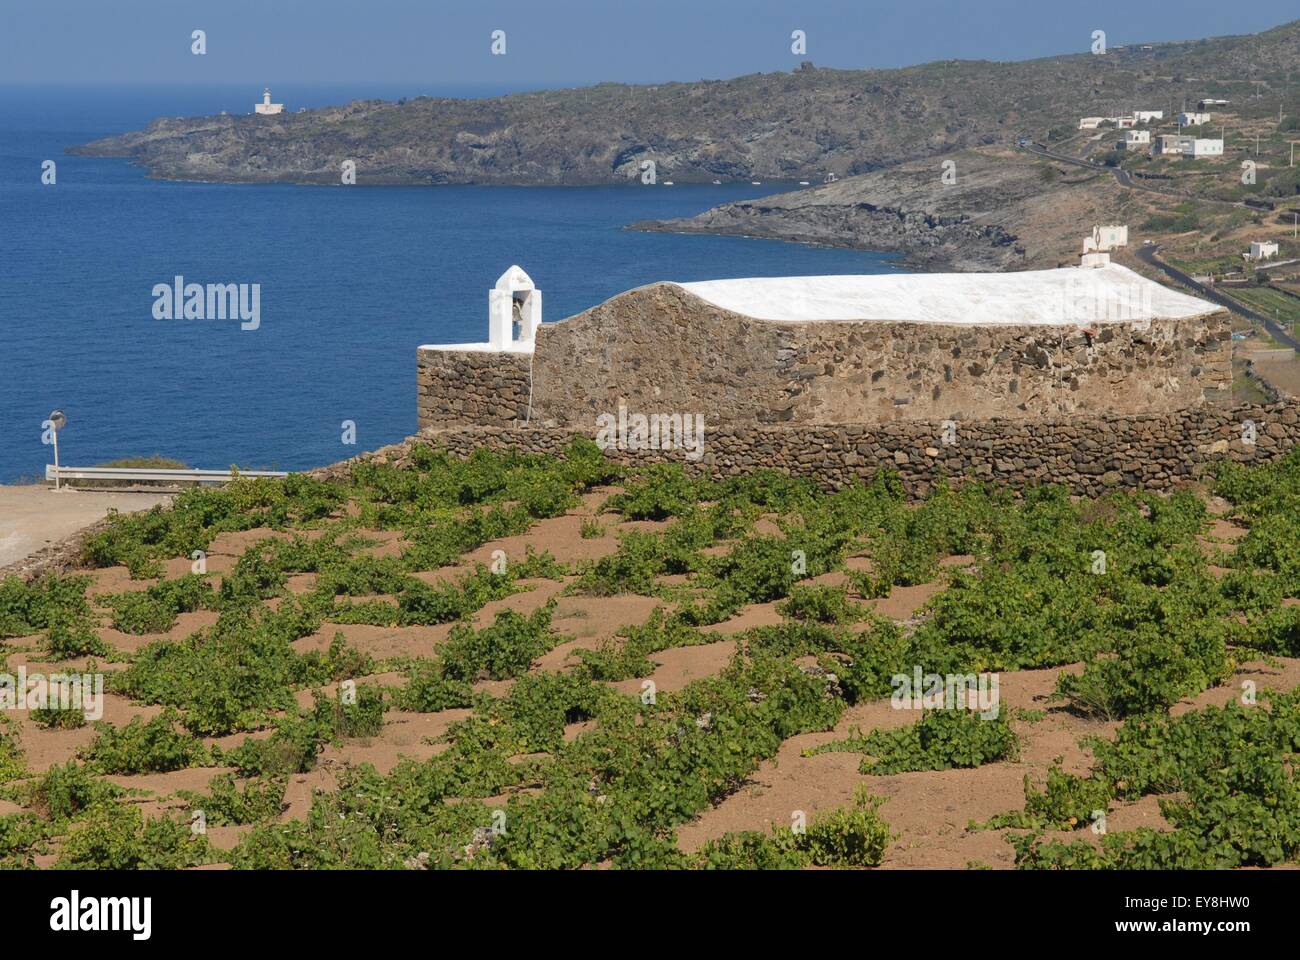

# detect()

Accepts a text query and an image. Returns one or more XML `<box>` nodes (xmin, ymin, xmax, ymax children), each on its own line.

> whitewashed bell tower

<box><xmin>488</xmin><ymin>265</ymin><xmax>542</xmax><ymax>350</ymax></box>
<box><xmin>418</xmin><ymin>265</ymin><xmax>542</xmax><ymax>356</ymax></box>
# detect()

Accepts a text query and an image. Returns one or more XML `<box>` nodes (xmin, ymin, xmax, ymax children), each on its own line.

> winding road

<box><xmin>1018</xmin><ymin>141</ymin><xmax>1296</xmax><ymax>347</ymax></box>
<box><xmin>1019</xmin><ymin>141</ymin><xmax>1259</xmax><ymax>210</ymax></box>
<box><xmin>1134</xmin><ymin>244</ymin><xmax>1300</xmax><ymax>350</ymax></box>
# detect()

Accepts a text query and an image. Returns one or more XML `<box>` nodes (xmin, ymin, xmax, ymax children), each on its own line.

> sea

<box><xmin>0</xmin><ymin>83</ymin><xmax>901</xmax><ymax>483</ymax></box>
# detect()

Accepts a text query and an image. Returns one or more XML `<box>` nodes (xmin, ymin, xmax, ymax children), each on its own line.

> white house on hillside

<box><xmin>1153</xmin><ymin>135</ymin><xmax>1223</xmax><ymax>158</ymax></box>
<box><xmin>1154</xmin><ymin>135</ymin><xmax>1192</xmax><ymax>156</ymax></box>
<box><xmin>255</xmin><ymin>88</ymin><xmax>284</xmax><ymax>115</ymax></box>
<box><xmin>1178</xmin><ymin>111</ymin><xmax>1211</xmax><ymax>126</ymax></box>
<box><xmin>1122</xmin><ymin>130</ymin><xmax>1151</xmax><ymax>148</ymax></box>
<box><xmin>1249</xmin><ymin>241</ymin><xmax>1280</xmax><ymax>261</ymax></box>
<box><xmin>1133</xmin><ymin>110</ymin><xmax>1164</xmax><ymax>123</ymax></box>
<box><xmin>1079</xmin><ymin>116</ymin><xmax>1107</xmax><ymax>130</ymax></box>
<box><xmin>1083</xmin><ymin>224</ymin><xmax>1129</xmax><ymax>253</ymax></box>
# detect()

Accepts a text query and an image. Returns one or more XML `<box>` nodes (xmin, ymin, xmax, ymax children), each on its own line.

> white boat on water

<box><xmin>751</xmin><ymin>180</ymin><xmax>762</xmax><ymax>185</ymax></box>
<box><xmin>711</xmin><ymin>179</ymin><xmax>722</xmax><ymax>184</ymax></box>
<box><xmin>799</xmin><ymin>180</ymin><xmax>810</xmax><ymax>186</ymax></box>
<box><xmin>663</xmin><ymin>181</ymin><xmax>674</xmax><ymax>186</ymax></box>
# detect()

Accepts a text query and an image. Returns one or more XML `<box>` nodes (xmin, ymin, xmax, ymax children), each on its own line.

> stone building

<box><xmin>417</xmin><ymin>263</ymin><xmax>1231</xmax><ymax>433</ymax></box>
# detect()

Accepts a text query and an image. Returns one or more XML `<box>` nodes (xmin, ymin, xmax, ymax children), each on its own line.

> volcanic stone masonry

<box><xmin>403</xmin><ymin>263</ymin><xmax>1268</xmax><ymax>494</ymax></box>
<box><xmin>418</xmin><ymin>265</ymin><xmax>1232</xmax><ymax>433</ymax></box>
<box><xmin>417</xmin><ymin>348</ymin><xmax>531</xmax><ymax>429</ymax></box>
<box><xmin>357</xmin><ymin>399</ymin><xmax>1300</xmax><ymax>499</ymax></box>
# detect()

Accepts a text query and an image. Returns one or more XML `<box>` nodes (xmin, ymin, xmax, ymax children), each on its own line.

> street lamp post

<box><xmin>47</xmin><ymin>409</ymin><xmax>67</xmax><ymax>491</ymax></box>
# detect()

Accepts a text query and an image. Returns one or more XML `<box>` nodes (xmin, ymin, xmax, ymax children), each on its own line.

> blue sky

<box><xmin>1</xmin><ymin>0</ymin><xmax>1296</xmax><ymax>87</ymax></box>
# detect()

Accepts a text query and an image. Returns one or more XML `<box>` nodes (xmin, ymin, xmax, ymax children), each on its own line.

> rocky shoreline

<box><xmin>629</xmin><ymin>147</ymin><xmax>1122</xmax><ymax>272</ymax></box>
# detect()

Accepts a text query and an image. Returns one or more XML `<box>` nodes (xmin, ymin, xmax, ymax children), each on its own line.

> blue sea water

<box><xmin>0</xmin><ymin>84</ymin><xmax>902</xmax><ymax>483</ymax></box>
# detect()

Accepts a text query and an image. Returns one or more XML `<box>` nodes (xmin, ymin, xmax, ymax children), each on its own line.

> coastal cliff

<box><xmin>68</xmin><ymin>21</ymin><xmax>1300</xmax><ymax>187</ymax></box>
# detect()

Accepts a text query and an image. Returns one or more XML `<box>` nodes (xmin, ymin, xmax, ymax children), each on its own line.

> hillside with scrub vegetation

<box><xmin>70</xmin><ymin>21</ymin><xmax>1300</xmax><ymax>186</ymax></box>
<box><xmin>3</xmin><ymin>439</ymin><xmax>1300</xmax><ymax>869</ymax></box>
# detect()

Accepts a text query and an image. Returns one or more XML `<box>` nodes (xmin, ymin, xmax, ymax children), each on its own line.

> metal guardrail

<box><xmin>46</xmin><ymin>465</ymin><xmax>289</xmax><ymax>485</ymax></box>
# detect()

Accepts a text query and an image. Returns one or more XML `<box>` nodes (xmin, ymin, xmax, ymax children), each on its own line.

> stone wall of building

<box><xmin>417</xmin><ymin>348</ymin><xmax>531</xmax><ymax>429</ymax></box>
<box><xmin>417</xmin><ymin>283</ymin><xmax>1233</xmax><ymax>433</ymax></box>
<box><xmin>528</xmin><ymin>284</ymin><xmax>794</xmax><ymax>426</ymax></box>
<box><xmin>404</xmin><ymin>398</ymin><xmax>1299</xmax><ymax>497</ymax></box>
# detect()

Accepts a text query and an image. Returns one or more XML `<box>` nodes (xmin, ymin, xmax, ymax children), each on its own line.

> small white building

<box><xmin>1079</xmin><ymin>116</ymin><xmax>1107</xmax><ymax>130</ymax></box>
<box><xmin>1154</xmin><ymin>135</ymin><xmax>1223</xmax><ymax>158</ymax></box>
<box><xmin>1083</xmin><ymin>224</ymin><xmax>1129</xmax><ymax>253</ymax></box>
<box><xmin>255</xmin><ymin>88</ymin><xmax>284</xmax><ymax>115</ymax></box>
<box><xmin>1112</xmin><ymin>116</ymin><xmax>1137</xmax><ymax>129</ymax></box>
<box><xmin>1199</xmin><ymin>99</ymin><xmax>1229</xmax><ymax>110</ymax></box>
<box><xmin>1249</xmin><ymin>241</ymin><xmax>1280</xmax><ymax>261</ymax></box>
<box><xmin>1133</xmin><ymin>110</ymin><xmax>1164</xmax><ymax>123</ymax></box>
<box><xmin>1154</xmin><ymin>134</ymin><xmax>1192</xmax><ymax>156</ymax></box>
<box><xmin>1122</xmin><ymin>129</ymin><xmax>1151</xmax><ymax>148</ymax></box>
<box><xmin>1178</xmin><ymin>111</ymin><xmax>1211</xmax><ymax>126</ymax></box>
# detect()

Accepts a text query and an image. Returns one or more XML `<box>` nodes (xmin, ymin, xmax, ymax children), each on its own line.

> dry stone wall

<box><xmin>417</xmin><ymin>348</ymin><xmax>531</xmax><ymax>429</ymax></box>
<box><xmin>407</xmin><ymin>399</ymin><xmax>1300</xmax><ymax>498</ymax></box>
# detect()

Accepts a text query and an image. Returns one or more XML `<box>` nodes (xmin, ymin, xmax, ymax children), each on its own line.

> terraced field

<box><xmin>3</xmin><ymin>438</ymin><xmax>1300</xmax><ymax>870</ymax></box>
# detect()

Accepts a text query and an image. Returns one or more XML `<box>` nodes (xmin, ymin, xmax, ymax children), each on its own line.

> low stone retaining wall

<box><xmin>400</xmin><ymin>398</ymin><xmax>1300</xmax><ymax>497</ymax></box>
<box><xmin>0</xmin><ymin>515</ymin><xmax>116</xmax><ymax>583</ymax></box>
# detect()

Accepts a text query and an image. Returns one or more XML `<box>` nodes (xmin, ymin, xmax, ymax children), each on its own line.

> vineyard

<box><xmin>2</xmin><ymin>438</ymin><xmax>1300</xmax><ymax>869</ymax></box>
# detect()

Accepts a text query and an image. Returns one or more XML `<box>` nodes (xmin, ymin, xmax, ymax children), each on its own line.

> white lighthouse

<box><xmin>255</xmin><ymin>88</ymin><xmax>284</xmax><ymax>115</ymax></box>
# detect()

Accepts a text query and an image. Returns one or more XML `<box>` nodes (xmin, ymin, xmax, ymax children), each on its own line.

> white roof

<box><xmin>675</xmin><ymin>264</ymin><xmax>1218</xmax><ymax>325</ymax></box>
<box><xmin>419</xmin><ymin>340</ymin><xmax>534</xmax><ymax>353</ymax></box>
